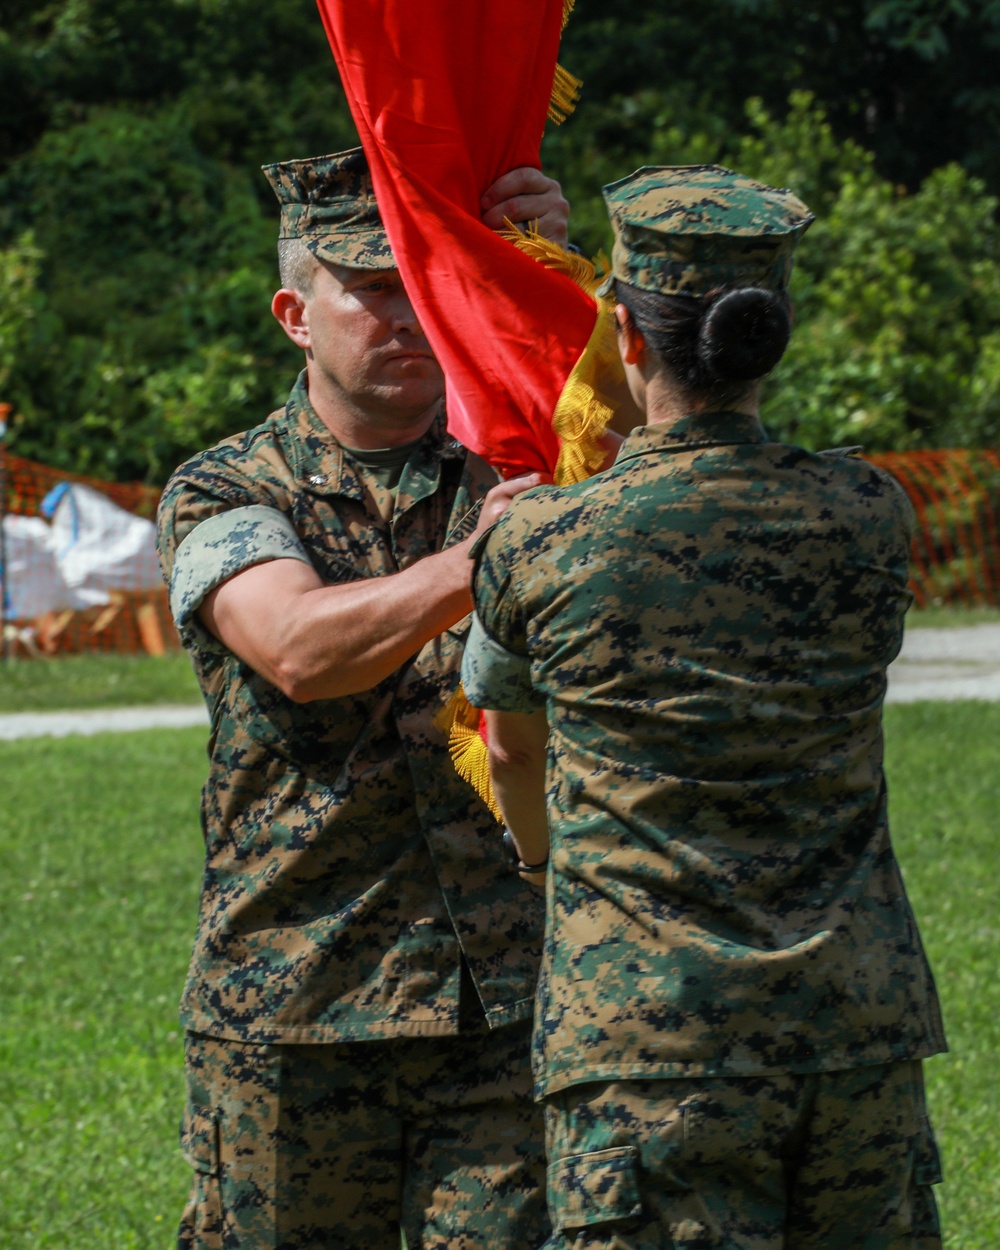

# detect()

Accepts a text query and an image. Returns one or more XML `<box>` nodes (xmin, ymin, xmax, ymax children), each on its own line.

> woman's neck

<box><xmin>643</xmin><ymin>375</ymin><xmax>759</xmax><ymax>429</ymax></box>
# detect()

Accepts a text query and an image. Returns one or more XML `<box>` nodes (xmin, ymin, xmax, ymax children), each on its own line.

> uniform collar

<box><xmin>278</xmin><ymin>370</ymin><xmax>465</xmax><ymax>502</ymax></box>
<box><xmin>615</xmin><ymin>410</ymin><xmax>768</xmax><ymax>466</ymax></box>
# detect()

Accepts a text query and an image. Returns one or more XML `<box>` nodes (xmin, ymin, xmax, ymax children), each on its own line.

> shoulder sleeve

<box><xmin>169</xmin><ymin>506</ymin><xmax>312</xmax><ymax>635</ymax></box>
<box><xmin>867</xmin><ymin>462</ymin><xmax>917</xmax><ymax>538</ymax></box>
<box><xmin>157</xmin><ymin>468</ymin><xmax>312</xmax><ymax>645</ymax></box>
<box><xmin>461</xmin><ymin>519</ymin><xmax>544</xmax><ymax>712</ymax></box>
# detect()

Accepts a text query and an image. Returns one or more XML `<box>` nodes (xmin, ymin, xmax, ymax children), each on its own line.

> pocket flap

<box><xmin>549</xmin><ymin>1145</ymin><xmax>642</xmax><ymax>1231</ymax></box>
<box><xmin>913</xmin><ymin>1117</ymin><xmax>943</xmax><ymax>1187</ymax></box>
<box><xmin>180</xmin><ymin>1101</ymin><xmax>220</xmax><ymax>1177</ymax></box>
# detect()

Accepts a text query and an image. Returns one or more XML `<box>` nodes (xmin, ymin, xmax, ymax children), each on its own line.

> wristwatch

<box><xmin>502</xmin><ymin>828</ymin><xmax>549</xmax><ymax>874</ymax></box>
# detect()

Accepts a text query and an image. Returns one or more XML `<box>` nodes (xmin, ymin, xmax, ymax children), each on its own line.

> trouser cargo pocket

<box><xmin>178</xmin><ymin>1101</ymin><xmax>223</xmax><ymax>1250</ymax></box>
<box><xmin>548</xmin><ymin>1145</ymin><xmax>642</xmax><ymax>1233</ymax></box>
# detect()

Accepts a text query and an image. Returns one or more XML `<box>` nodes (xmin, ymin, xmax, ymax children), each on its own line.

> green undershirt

<box><xmin>343</xmin><ymin>440</ymin><xmax>421</xmax><ymax>495</ymax></box>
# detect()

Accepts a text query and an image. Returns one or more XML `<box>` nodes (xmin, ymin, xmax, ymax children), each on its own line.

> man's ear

<box><xmin>614</xmin><ymin>303</ymin><xmax>646</xmax><ymax>366</ymax></box>
<box><xmin>271</xmin><ymin>288</ymin><xmax>310</xmax><ymax>350</ymax></box>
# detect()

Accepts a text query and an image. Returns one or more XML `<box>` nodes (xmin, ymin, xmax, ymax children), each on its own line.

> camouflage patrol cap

<box><xmin>260</xmin><ymin>147</ymin><xmax>395</xmax><ymax>270</ymax></box>
<box><xmin>596</xmin><ymin>164</ymin><xmax>814</xmax><ymax>299</ymax></box>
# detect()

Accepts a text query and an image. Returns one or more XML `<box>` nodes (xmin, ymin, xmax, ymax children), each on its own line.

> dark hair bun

<box><xmin>696</xmin><ymin>288</ymin><xmax>791</xmax><ymax>383</ymax></box>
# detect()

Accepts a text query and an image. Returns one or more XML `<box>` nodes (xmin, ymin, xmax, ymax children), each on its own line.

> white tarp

<box><xmin>1</xmin><ymin>482</ymin><xmax>161</xmax><ymax>619</ymax></box>
<box><xmin>1</xmin><ymin>514</ymin><xmax>73</xmax><ymax>619</ymax></box>
<box><xmin>45</xmin><ymin>482</ymin><xmax>161</xmax><ymax>606</ymax></box>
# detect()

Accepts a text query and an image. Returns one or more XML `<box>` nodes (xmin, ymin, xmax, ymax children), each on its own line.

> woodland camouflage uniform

<box><xmin>462</xmin><ymin>165</ymin><xmax>946</xmax><ymax>1249</ymax></box>
<box><xmin>156</xmin><ymin>149</ymin><xmax>547</xmax><ymax>1250</ymax></box>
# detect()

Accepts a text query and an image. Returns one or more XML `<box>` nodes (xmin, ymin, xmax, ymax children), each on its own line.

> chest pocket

<box><xmin>292</xmin><ymin>487</ymin><xmax>395</xmax><ymax>583</ymax></box>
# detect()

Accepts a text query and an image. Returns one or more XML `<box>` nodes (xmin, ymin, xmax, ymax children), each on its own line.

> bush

<box><xmin>735</xmin><ymin>97</ymin><xmax>1000</xmax><ymax>451</ymax></box>
<box><xmin>0</xmin><ymin>104</ymin><xmax>300</xmax><ymax>480</ymax></box>
<box><xmin>548</xmin><ymin>91</ymin><xmax>1000</xmax><ymax>453</ymax></box>
<box><xmin>3</xmin><ymin>14</ymin><xmax>999</xmax><ymax>477</ymax></box>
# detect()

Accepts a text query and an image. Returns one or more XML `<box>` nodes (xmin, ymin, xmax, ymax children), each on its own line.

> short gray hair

<box><xmin>277</xmin><ymin>237</ymin><xmax>320</xmax><ymax>296</ymax></box>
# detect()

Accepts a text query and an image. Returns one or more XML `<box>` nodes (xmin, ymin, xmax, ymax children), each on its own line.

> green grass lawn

<box><xmin>882</xmin><ymin>701</ymin><xmax>1000</xmax><ymax>1245</ymax></box>
<box><xmin>1</xmin><ymin>729</ymin><xmax>205</xmax><ymax>1250</ymax></box>
<box><xmin>0</xmin><ymin>599</ymin><xmax>993</xmax><ymax>717</ymax></box>
<box><xmin>1</xmin><ymin>703</ymin><xmax>997</xmax><ymax>1246</ymax></box>
<box><xmin>906</xmin><ymin>603</ymin><xmax>1000</xmax><ymax>629</ymax></box>
<box><xmin>0</xmin><ymin>651</ymin><xmax>201</xmax><ymax>714</ymax></box>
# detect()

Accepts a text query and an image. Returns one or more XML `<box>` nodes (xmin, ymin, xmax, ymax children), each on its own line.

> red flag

<box><xmin>314</xmin><ymin>0</ymin><xmax>597</xmax><ymax>477</ymax></box>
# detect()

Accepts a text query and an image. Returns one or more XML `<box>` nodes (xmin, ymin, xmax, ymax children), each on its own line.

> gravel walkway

<box><xmin>1</xmin><ymin>625</ymin><xmax>999</xmax><ymax>740</ymax></box>
<box><xmin>0</xmin><ymin>702</ymin><xmax>209</xmax><ymax>741</ymax></box>
<box><xmin>884</xmin><ymin>623</ymin><xmax>1000</xmax><ymax>704</ymax></box>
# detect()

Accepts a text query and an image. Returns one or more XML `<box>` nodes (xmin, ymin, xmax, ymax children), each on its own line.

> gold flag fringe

<box><xmin>551</xmin><ymin>296</ymin><xmax>622</xmax><ymax>484</ymax></box>
<box><xmin>498</xmin><ymin>227</ymin><xmax>623</xmax><ymax>484</ymax></box>
<box><xmin>497</xmin><ymin>223</ymin><xmax>599</xmax><ymax>290</ymax></box>
<box><xmin>443</xmin><ymin>684</ymin><xmax>505</xmax><ymax>822</ymax></box>
<box><xmin>448</xmin><ymin>226</ymin><xmax>626</xmax><ymax>820</ymax></box>
<box><xmin>548</xmin><ymin>63</ymin><xmax>582</xmax><ymax>125</ymax></box>
<box><xmin>548</xmin><ymin>0</ymin><xmax>581</xmax><ymax>125</ymax></box>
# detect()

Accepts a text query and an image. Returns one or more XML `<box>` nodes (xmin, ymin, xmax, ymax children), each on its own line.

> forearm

<box><xmin>199</xmin><ymin>472</ymin><xmax>547</xmax><ymax>701</ymax></box>
<box><xmin>286</xmin><ymin>546</ymin><xmax>476</xmax><ymax>699</ymax></box>
<box><xmin>202</xmin><ymin>540</ymin><xmax>475</xmax><ymax>701</ymax></box>
<box><xmin>485</xmin><ymin>709</ymin><xmax>550</xmax><ymax>869</ymax></box>
<box><xmin>492</xmin><ymin>756</ymin><xmax>550</xmax><ymax>868</ymax></box>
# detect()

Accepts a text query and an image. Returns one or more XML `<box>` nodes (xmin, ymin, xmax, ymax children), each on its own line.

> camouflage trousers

<box><xmin>541</xmin><ymin>1061</ymin><xmax>942</xmax><ymax>1250</ymax></box>
<box><xmin>178</xmin><ymin>1019</ymin><xmax>548</xmax><ymax>1250</ymax></box>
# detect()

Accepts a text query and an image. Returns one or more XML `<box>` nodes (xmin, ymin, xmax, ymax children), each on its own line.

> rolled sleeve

<box><xmin>169</xmin><ymin>505</ymin><xmax>312</xmax><ymax>636</ymax></box>
<box><xmin>461</xmin><ymin>612</ymin><xmax>542</xmax><ymax>712</ymax></box>
<box><xmin>464</xmin><ymin>520</ymin><xmax>543</xmax><ymax>712</ymax></box>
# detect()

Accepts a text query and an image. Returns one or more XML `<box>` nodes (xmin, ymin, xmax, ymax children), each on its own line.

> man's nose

<box><xmin>391</xmin><ymin>290</ymin><xmax>424</xmax><ymax>336</ymax></box>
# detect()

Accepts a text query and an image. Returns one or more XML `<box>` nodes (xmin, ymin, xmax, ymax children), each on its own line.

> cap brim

<box><xmin>307</xmin><ymin>231</ymin><xmax>396</xmax><ymax>271</ymax></box>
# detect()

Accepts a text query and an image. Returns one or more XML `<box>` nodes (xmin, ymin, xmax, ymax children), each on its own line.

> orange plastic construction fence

<box><xmin>2</xmin><ymin>442</ymin><xmax>999</xmax><ymax>660</ymax></box>
<box><xmin>3</xmin><ymin>450</ymin><xmax>161</xmax><ymax>519</ymax></box>
<box><xmin>867</xmin><ymin>448</ymin><xmax>1000</xmax><ymax>607</ymax></box>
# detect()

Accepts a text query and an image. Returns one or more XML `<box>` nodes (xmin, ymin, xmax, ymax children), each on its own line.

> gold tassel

<box><xmin>500</xmin><ymin>226</ymin><xmax>623</xmax><ymax>485</ymax></box>
<box><xmin>445</xmin><ymin>686</ymin><xmax>505</xmax><ymax>823</ymax></box>
<box><xmin>550</xmin><ymin>0</ymin><xmax>581</xmax><ymax>126</ymax></box>
<box><xmin>497</xmin><ymin>222</ymin><xmax>600</xmax><ymax>292</ymax></box>
<box><xmin>548</xmin><ymin>62</ymin><xmax>582</xmax><ymax>125</ymax></box>
<box><xmin>552</xmin><ymin>296</ymin><xmax>624</xmax><ymax>484</ymax></box>
<box><xmin>447</xmin><ymin>223</ymin><xmax>625</xmax><ymax>821</ymax></box>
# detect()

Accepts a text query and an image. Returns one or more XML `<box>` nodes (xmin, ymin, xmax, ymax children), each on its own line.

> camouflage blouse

<box><xmin>156</xmin><ymin>372</ymin><xmax>543</xmax><ymax>1044</ymax></box>
<box><xmin>463</xmin><ymin>411</ymin><xmax>946</xmax><ymax>1097</ymax></box>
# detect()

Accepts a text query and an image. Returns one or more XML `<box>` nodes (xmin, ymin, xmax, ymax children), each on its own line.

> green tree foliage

<box><xmin>788</xmin><ymin>165</ymin><xmax>1000</xmax><ymax>450</ymax></box>
<box><xmin>750</xmin><ymin>103</ymin><xmax>1000</xmax><ymax>450</ymax></box>
<box><xmin>0</xmin><ymin>233</ymin><xmax>45</xmax><ymax>399</ymax></box>
<box><xmin>547</xmin><ymin>90</ymin><xmax>1000</xmax><ymax>451</ymax></box>
<box><xmin>0</xmin><ymin>0</ymin><xmax>998</xmax><ymax>480</ymax></box>
<box><xmin>0</xmin><ymin>0</ymin><xmax>357</xmax><ymax>480</ymax></box>
<box><xmin>0</xmin><ymin>103</ymin><xmax>292</xmax><ymax>479</ymax></box>
<box><xmin>733</xmin><ymin>96</ymin><xmax>1000</xmax><ymax>451</ymax></box>
<box><xmin>557</xmin><ymin>0</ymin><xmax>1000</xmax><ymax>199</ymax></box>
